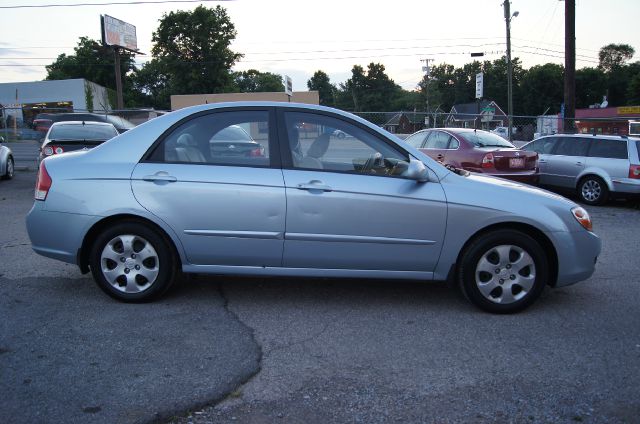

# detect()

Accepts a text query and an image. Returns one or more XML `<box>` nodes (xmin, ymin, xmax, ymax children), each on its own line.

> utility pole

<box><xmin>421</xmin><ymin>58</ymin><xmax>433</xmax><ymax>127</ymax></box>
<box><xmin>503</xmin><ymin>1</ymin><xmax>518</xmax><ymax>141</ymax></box>
<box><xmin>113</xmin><ymin>47</ymin><xmax>124</xmax><ymax>110</ymax></box>
<box><xmin>564</xmin><ymin>0</ymin><xmax>576</xmax><ymax>133</ymax></box>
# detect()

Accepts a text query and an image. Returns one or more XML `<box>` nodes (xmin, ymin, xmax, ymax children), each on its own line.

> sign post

<box><xmin>475</xmin><ymin>73</ymin><xmax>483</xmax><ymax>129</ymax></box>
<box><xmin>284</xmin><ymin>75</ymin><xmax>293</xmax><ymax>102</ymax></box>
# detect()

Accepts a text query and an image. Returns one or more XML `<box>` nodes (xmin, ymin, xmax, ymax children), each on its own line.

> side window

<box><xmin>524</xmin><ymin>138</ymin><xmax>556</xmax><ymax>154</ymax></box>
<box><xmin>425</xmin><ymin>131</ymin><xmax>451</xmax><ymax>149</ymax></box>
<box><xmin>553</xmin><ymin>137</ymin><xmax>589</xmax><ymax>157</ymax></box>
<box><xmin>284</xmin><ymin>112</ymin><xmax>410</xmax><ymax>177</ymax></box>
<box><xmin>448</xmin><ymin>137</ymin><xmax>460</xmax><ymax>149</ymax></box>
<box><xmin>405</xmin><ymin>131</ymin><xmax>428</xmax><ymax>148</ymax></box>
<box><xmin>586</xmin><ymin>138</ymin><xmax>628</xmax><ymax>159</ymax></box>
<box><xmin>147</xmin><ymin>111</ymin><xmax>270</xmax><ymax>166</ymax></box>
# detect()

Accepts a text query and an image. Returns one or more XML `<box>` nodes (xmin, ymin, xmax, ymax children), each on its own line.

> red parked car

<box><xmin>405</xmin><ymin>128</ymin><xmax>538</xmax><ymax>184</ymax></box>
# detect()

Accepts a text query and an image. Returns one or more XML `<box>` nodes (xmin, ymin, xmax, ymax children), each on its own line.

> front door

<box><xmin>280</xmin><ymin>110</ymin><xmax>447</xmax><ymax>273</ymax></box>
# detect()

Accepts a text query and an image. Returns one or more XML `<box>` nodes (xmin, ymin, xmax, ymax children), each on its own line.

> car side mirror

<box><xmin>405</xmin><ymin>157</ymin><xmax>429</xmax><ymax>182</ymax></box>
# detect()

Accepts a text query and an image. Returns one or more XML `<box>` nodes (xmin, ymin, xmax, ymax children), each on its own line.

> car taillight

<box><xmin>630</xmin><ymin>165</ymin><xmax>640</xmax><ymax>179</ymax></box>
<box><xmin>35</xmin><ymin>161</ymin><xmax>52</xmax><ymax>201</ymax></box>
<box><xmin>43</xmin><ymin>146</ymin><xmax>54</xmax><ymax>156</ymax></box>
<box><xmin>53</xmin><ymin>145</ymin><xmax>64</xmax><ymax>155</ymax></box>
<box><xmin>481</xmin><ymin>153</ymin><xmax>494</xmax><ymax>168</ymax></box>
<box><xmin>248</xmin><ymin>146</ymin><xmax>264</xmax><ymax>157</ymax></box>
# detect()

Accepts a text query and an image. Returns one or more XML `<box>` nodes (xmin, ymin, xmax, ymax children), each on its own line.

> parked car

<box><xmin>39</xmin><ymin>121</ymin><xmax>119</xmax><ymax>162</ymax></box>
<box><xmin>0</xmin><ymin>136</ymin><xmax>15</xmax><ymax>180</ymax></box>
<box><xmin>521</xmin><ymin>134</ymin><xmax>640</xmax><ymax>205</ymax></box>
<box><xmin>405</xmin><ymin>128</ymin><xmax>538</xmax><ymax>184</ymax></box>
<box><xmin>26</xmin><ymin>102</ymin><xmax>601</xmax><ymax>313</ymax></box>
<box><xmin>33</xmin><ymin>112</ymin><xmax>136</xmax><ymax>134</ymax></box>
<box><xmin>491</xmin><ymin>126</ymin><xmax>517</xmax><ymax>140</ymax></box>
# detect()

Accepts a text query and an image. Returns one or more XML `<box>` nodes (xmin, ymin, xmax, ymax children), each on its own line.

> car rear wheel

<box><xmin>89</xmin><ymin>221</ymin><xmax>177</xmax><ymax>302</ymax></box>
<box><xmin>458</xmin><ymin>230</ymin><xmax>548</xmax><ymax>313</ymax></box>
<box><xmin>578</xmin><ymin>176</ymin><xmax>608</xmax><ymax>206</ymax></box>
<box><xmin>2</xmin><ymin>156</ymin><xmax>13</xmax><ymax>180</ymax></box>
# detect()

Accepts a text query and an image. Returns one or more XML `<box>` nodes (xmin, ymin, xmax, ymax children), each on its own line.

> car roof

<box><xmin>537</xmin><ymin>133</ymin><xmax>639</xmax><ymax>142</ymax></box>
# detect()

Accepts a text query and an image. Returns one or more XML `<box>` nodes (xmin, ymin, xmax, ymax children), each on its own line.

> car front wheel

<box><xmin>458</xmin><ymin>230</ymin><xmax>548</xmax><ymax>313</ymax></box>
<box><xmin>89</xmin><ymin>221</ymin><xmax>178</xmax><ymax>302</ymax></box>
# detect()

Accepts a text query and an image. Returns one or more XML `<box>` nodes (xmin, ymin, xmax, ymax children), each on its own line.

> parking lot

<box><xmin>1</xmin><ymin>169</ymin><xmax>639</xmax><ymax>423</ymax></box>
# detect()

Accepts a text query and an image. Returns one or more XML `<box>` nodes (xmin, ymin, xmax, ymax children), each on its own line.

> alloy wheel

<box><xmin>581</xmin><ymin>179</ymin><xmax>601</xmax><ymax>202</ymax></box>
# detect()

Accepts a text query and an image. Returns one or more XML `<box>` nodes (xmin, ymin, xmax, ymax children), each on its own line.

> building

<box><xmin>383</xmin><ymin>112</ymin><xmax>426</xmax><ymax>134</ymax></box>
<box><xmin>171</xmin><ymin>91</ymin><xmax>320</xmax><ymax>110</ymax></box>
<box><xmin>0</xmin><ymin>79</ymin><xmax>112</xmax><ymax>126</ymax></box>
<box><xmin>557</xmin><ymin>106</ymin><xmax>640</xmax><ymax>135</ymax></box>
<box><xmin>446</xmin><ymin>100</ymin><xmax>507</xmax><ymax>129</ymax></box>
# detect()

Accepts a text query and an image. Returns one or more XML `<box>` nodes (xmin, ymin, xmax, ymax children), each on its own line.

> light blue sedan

<box><xmin>26</xmin><ymin>102</ymin><xmax>601</xmax><ymax>313</ymax></box>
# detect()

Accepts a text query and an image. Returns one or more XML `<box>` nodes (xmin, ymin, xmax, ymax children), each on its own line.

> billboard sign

<box><xmin>101</xmin><ymin>14</ymin><xmax>138</xmax><ymax>51</ymax></box>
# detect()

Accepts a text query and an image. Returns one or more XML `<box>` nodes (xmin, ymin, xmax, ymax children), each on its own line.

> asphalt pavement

<box><xmin>1</xmin><ymin>169</ymin><xmax>639</xmax><ymax>424</ymax></box>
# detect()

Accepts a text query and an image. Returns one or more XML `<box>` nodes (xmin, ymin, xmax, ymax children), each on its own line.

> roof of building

<box><xmin>449</xmin><ymin>100</ymin><xmax>506</xmax><ymax>121</ymax></box>
<box><xmin>384</xmin><ymin>112</ymin><xmax>424</xmax><ymax>126</ymax></box>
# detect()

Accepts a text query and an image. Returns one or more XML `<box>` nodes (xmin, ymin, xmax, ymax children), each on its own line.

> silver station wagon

<box><xmin>521</xmin><ymin>134</ymin><xmax>640</xmax><ymax>205</ymax></box>
<box><xmin>27</xmin><ymin>102</ymin><xmax>601</xmax><ymax>313</ymax></box>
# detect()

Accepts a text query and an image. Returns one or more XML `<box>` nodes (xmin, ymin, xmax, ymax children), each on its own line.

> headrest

<box><xmin>177</xmin><ymin>133</ymin><xmax>195</xmax><ymax>146</ymax></box>
<box><xmin>307</xmin><ymin>133</ymin><xmax>330</xmax><ymax>158</ymax></box>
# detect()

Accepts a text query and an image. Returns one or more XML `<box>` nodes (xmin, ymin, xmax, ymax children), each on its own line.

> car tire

<box><xmin>578</xmin><ymin>176</ymin><xmax>608</xmax><ymax>206</ymax></box>
<box><xmin>458</xmin><ymin>229</ymin><xmax>548</xmax><ymax>314</ymax></box>
<box><xmin>2</xmin><ymin>156</ymin><xmax>14</xmax><ymax>180</ymax></box>
<box><xmin>89</xmin><ymin>220</ymin><xmax>178</xmax><ymax>302</ymax></box>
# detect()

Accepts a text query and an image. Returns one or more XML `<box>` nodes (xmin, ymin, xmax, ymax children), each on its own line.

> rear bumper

<box><xmin>611</xmin><ymin>178</ymin><xmax>640</xmax><ymax>195</ymax></box>
<box><xmin>469</xmin><ymin>169</ymin><xmax>539</xmax><ymax>185</ymax></box>
<box><xmin>550</xmin><ymin>229</ymin><xmax>601</xmax><ymax>287</ymax></box>
<box><xmin>26</xmin><ymin>202</ymin><xmax>97</xmax><ymax>265</ymax></box>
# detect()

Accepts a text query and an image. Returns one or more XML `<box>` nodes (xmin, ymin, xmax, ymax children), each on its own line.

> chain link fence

<box><xmin>2</xmin><ymin>106</ymin><xmax>638</xmax><ymax>145</ymax></box>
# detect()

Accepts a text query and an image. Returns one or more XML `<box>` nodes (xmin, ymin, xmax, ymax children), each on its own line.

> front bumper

<box><xmin>551</xmin><ymin>229</ymin><xmax>601</xmax><ymax>287</ymax></box>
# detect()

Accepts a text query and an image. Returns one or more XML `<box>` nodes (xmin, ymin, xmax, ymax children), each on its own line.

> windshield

<box><xmin>49</xmin><ymin>124</ymin><xmax>118</xmax><ymax>140</ymax></box>
<box><xmin>462</xmin><ymin>131</ymin><xmax>515</xmax><ymax>148</ymax></box>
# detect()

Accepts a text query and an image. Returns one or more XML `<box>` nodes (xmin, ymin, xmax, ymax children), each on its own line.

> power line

<box><xmin>0</xmin><ymin>0</ymin><xmax>232</xmax><ymax>9</ymax></box>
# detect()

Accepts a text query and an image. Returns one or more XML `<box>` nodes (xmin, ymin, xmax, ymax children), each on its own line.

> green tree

<box><xmin>45</xmin><ymin>36</ymin><xmax>137</xmax><ymax>107</ymax></box>
<box><xmin>519</xmin><ymin>63</ymin><xmax>564</xmax><ymax>115</ymax></box>
<box><xmin>233</xmin><ymin>70</ymin><xmax>284</xmax><ymax>92</ymax></box>
<box><xmin>627</xmin><ymin>71</ymin><xmax>640</xmax><ymax>105</ymax></box>
<box><xmin>147</xmin><ymin>5</ymin><xmax>242</xmax><ymax>99</ymax></box>
<box><xmin>575</xmin><ymin>67</ymin><xmax>607</xmax><ymax>108</ymax></box>
<box><xmin>307</xmin><ymin>70</ymin><xmax>336</xmax><ymax>106</ymax></box>
<box><xmin>598</xmin><ymin>43</ymin><xmax>635</xmax><ymax>73</ymax></box>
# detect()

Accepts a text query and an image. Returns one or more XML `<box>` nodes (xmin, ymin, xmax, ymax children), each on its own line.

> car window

<box><xmin>586</xmin><ymin>138</ymin><xmax>628</xmax><ymax>159</ymax></box>
<box><xmin>448</xmin><ymin>137</ymin><xmax>460</xmax><ymax>149</ymax></box>
<box><xmin>553</xmin><ymin>137</ymin><xmax>590</xmax><ymax>156</ymax></box>
<box><xmin>147</xmin><ymin>110</ymin><xmax>270</xmax><ymax>166</ymax></box>
<box><xmin>463</xmin><ymin>131</ymin><xmax>515</xmax><ymax>148</ymax></box>
<box><xmin>636</xmin><ymin>140</ymin><xmax>640</xmax><ymax>158</ymax></box>
<box><xmin>49</xmin><ymin>124</ymin><xmax>118</xmax><ymax>140</ymax></box>
<box><xmin>284</xmin><ymin>111</ymin><xmax>409</xmax><ymax>177</ymax></box>
<box><xmin>405</xmin><ymin>131</ymin><xmax>428</xmax><ymax>148</ymax></box>
<box><xmin>523</xmin><ymin>138</ymin><xmax>556</xmax><ymax>154</ymax></box>
<box><xmin>424</xmin><ymin>131</ymin><xmax>451</xmax><ymax>149</ymax></box>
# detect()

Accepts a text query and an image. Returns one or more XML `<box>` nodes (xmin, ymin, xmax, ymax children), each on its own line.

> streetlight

<box><xmin>503</xmin><ymin>2</ymin><xmax>518</xmax><ymax>141</ymax></box>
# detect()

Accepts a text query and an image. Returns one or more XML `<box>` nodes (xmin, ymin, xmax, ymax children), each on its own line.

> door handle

<box><xmin>296</xmin><ymin>180</ymin><xmax>332</xmax><ymax>192</ymax></box>
<box><xmin>575</xmin><ymin>162</ymin><xmax>583</xmax><ymax>166</ymax></box>
<box><xmin>143</xmin><ymin>173</ymin><xmax>177</xmax><ymax>183</ymax></box>
<box><xmin>538</xmin><ymin>159</ymin><xmax>547</xmax><ymax>163</ymax></box>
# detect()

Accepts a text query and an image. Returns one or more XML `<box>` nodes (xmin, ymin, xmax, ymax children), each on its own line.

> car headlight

<box><xmin>571</xmin><ymin>206</ymin><xmax>592</xmax><ymax>232</ymax></box>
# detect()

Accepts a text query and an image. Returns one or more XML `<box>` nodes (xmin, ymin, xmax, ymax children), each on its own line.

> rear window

<box><xmin>636</xmin><ymin>140</ymin><xmax>640</xmax><ymax>158</ymax></box>
<box><xmin>49</xmin><ymin>124</ymin><xmax>118</xmax><ymax>140</ymax></box>
<box><xmin>461</xmin><ymin>131</ymin><xmax>514</xmax><ymax>148</ymax></box>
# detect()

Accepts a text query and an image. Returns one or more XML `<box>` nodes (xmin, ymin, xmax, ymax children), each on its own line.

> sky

<box><xmin>0</xmin><ymin>0</ymin><xmax>639</xmax><ymax>92</ymax></box>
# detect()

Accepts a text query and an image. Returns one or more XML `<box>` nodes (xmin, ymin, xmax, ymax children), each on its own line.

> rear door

<box><xmin>131</xmin><ymin>108</ymin><xmax>286</xmax><ymax>267</ymax></box>
<box><xmin>521</xmin><ymin>137</ymin><xmax>557</xmax><ymax>184</ymax></box>
<box><xmin>585</xmin><ymin>137</ymin><xmax>629</xmax><ymax>180</ymax></box>
<box><xmin>420</xmin><ymin>130</ymin><xmax>452</xmax><ymax>164</ymax></box>
<box><xmin>543</xmin><ymin>137</ymin><xmax>590</xmax><ymax>188</ymax></box>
